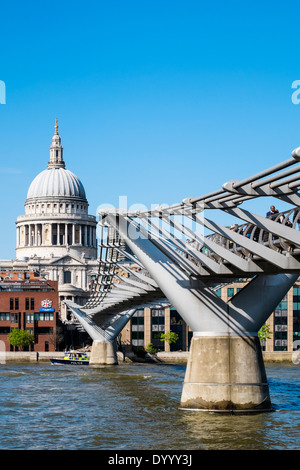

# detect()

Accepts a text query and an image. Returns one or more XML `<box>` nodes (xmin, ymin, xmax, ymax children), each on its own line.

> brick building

<box><xmin>0</xmin><ymin>270</ymin><xmax>61</xmax><ymax>352</ymax></box>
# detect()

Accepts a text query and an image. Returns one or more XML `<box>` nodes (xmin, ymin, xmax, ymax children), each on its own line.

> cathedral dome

<box><xmin>26</xmin><ymin>167</ymin><xmax>87</xmax><ymax>202</ymax></box>
<box><xmin>25</xmin><ymin>119</ymin><xmax>87</xmax><ymax>203</ymax></box>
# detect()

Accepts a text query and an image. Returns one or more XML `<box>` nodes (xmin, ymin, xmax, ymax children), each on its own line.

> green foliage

<box><xmin>8</xmin><ymin>329</ymin><xmax>34</xmax><ymax>350</ymax></box>
<box><xmin>146</xmin><ymin>343</ymin><xmax>157</xmax><ymax>354</ymax></box>
<box><xmin>160</xmin><ymin>331</ymin><xmax>179</xmax><ymax>345</ymax></box>
<box><xmin>258</xmin><ymin>324</ymin><xmax>272</xmax><ymax>341</ymax></box>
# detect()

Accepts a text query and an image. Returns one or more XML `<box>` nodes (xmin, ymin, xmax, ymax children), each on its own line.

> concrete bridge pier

<box><xmin>180</xmin><ymin>273</ymin><xmax>298</xmax><ymax>413</ymax></box>
<box><xmin>64</xmin><ymin>301</ymin><xmax>136</xmax><ymax>365</ymax></box>
<box><xmin>89</xmin><ymin>309</ymin><xmax>136</xmax><ymax>365</ymax></box>
<box><xmin>181</xmin><ymin>334</ymin><xmax>270</xmax><ymax>412</ymax></box>
<box><xmin>111</xmin><ymin>215</ymin><xmax>298</xmax><ymax>412</ymax></box>
<box><xmin>89</xmin><ymin>339</ymin><xmax>118</xmax><ymax>365</ymax></box>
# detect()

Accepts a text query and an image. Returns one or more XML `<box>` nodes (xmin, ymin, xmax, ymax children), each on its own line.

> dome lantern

<box><xmin>48</xmin><ymin>118</ymin><xmax>65</xmax><ymax>169</ymax></box>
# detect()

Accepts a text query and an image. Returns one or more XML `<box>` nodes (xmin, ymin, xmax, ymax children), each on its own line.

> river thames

<box><xmin>0</xmin><ymin>361</ymin><xmax>299</xmax><ymax>451</ymax></box>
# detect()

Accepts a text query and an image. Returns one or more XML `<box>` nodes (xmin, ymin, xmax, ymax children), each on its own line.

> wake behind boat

<box><xmin>50</xmin><ymin>351</ymin><xmax>89</xmax><ymax>365</ymax></box>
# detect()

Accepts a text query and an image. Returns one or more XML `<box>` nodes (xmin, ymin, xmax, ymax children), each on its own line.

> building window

<box><xmin>131</xmin><ymin>310</ymin><xmax>144</xmax><ymax>346</ymax></box>
<box><xmin>10</xmin><ymin>313</ymin><xmax>18</xmax><ymax>323</ymax></box>
<box><xmin>0</xmin><ymin>313</ymin><xmax>10</xmax><ymax>321</ymax></box>
<box><xmin>274</xmin><ymin>298</ymin><xmax>288</xmax><ymax>351</ymax></box>
<box><xmin>25</xmin><ymin>298</ymin><xmax>29</xmax><ymax>310</ymax></box>
<box><xmin>131</xmin><ymin>319</ymin><xmax>144</xmax><ymax>331</ymax></box>
<box><xmin>151</xmin><ymin>310</ymin><xmax>165</xmax><ymax>330</ymax></box>
<box><xmin>26</xmin><ymin>313</ymin><xmax>34</xmax><ymax>323</ymax></box>
<box><xmin>151</xmin><ymin>309</ymin><xmax>165</xmax><ymax>349</ymax></box>
<box><xmin>30</xmin><ymin>298</ymin><xmax>34</xmax><ymax>310</ymax></box>
<box><xmin>34</xmin><ymin>313</ymin><xmax>54</xmax><ymax>321</ymax></box>
<box><xmin>0</xmin><ymin>327</ymin><xmax>10</xmax><ymax>334</ymax></box>
<box><xmin>227</xmin><ymin>288</ymin><xmax>234</xmax><ymax>298</ymax></box>
<box><xmin>293</xmin><ymin>287</ymin><xmax>300</xmax><ymax>345</ymax></box>
<box><xmin>170</xmin><ymin>309</ymin><xmax>184</xmax><ymax>351</ymax></box>
<box><xmin>131</xmin><ymin>331</ymin><xmax>144</xmax><ymax>346</ymax></box>
<box><xmin>10</xmin><ymin>298</ymin><xmax>19</xmax><ymax>310</ymax></box>
<box><xmin>63</xmin><ymin>271</ymin><xmax>71</xmax><ymax>284</ymax></box>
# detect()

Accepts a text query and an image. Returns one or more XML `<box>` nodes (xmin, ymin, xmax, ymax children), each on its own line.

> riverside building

<box><xmin>0</xmin><ymin>270</ymin><xmax>60</xmax><ymax>352</ymax></box>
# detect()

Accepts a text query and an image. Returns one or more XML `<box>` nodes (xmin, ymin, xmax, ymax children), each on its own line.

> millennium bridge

<box><xmin>65</xmin><ymin>146</ymin><xmax>300</xmax><ymax>413</ymax></box>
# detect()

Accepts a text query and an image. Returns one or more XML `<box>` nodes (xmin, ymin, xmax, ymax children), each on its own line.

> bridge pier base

<box><xmin>89</xmin><ymin>340</ymin><xmax>118</xmax><ymax>365</ymax></box>
<box><xmin>181</xmin><ymin>335</ymin><xmax>271</xmax><ymax>413</ymax></box>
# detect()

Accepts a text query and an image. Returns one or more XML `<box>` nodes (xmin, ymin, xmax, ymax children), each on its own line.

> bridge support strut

<box><xmin>65</xmin><ymin>301</ymin><xmax>136</xmax><ymax>365</ymax></box>
<box><xmin>111</xmin><ymin>214</ymin><xmax>298</xmax><ymax>413</ymax></box>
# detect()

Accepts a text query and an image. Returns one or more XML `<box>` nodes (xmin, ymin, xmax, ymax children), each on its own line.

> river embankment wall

<box><xmin>157</xmin><ymin>351</ymin><xmax>296</xmax><ymax>363</ymax></box>
<box><xmin>0</xmin><ymin>350</ymin><xmax>296</xmax><ymax>363</ymax></box>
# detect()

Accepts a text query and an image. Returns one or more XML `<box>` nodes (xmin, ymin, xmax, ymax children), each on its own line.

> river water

<box><xmin>0</xmin><ymin>361</ymin><xmax>299</xmax><ymax>451</ymax></box>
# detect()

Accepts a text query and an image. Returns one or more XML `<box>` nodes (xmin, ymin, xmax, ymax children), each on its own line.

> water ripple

<box><xmin>0</xmin><ymin>362</ymin><xmax>298</xmax><ymax>449</ymax></box>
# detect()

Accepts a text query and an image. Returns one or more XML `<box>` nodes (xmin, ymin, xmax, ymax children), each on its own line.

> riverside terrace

<box><xmin>65</xmin><ymin>145</ymin><xmax>300</xmax><ymax>413</ymax></box>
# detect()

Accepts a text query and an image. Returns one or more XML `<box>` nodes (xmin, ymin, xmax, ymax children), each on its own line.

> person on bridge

<box><xmin>266</xmin><ymin>205</ymin><xmax>279</xmax><ymax>219</ymax></box>
<box><xmin>266</xmin><ymin>205</ymin><xmax>292</xmax><ymax>226</ymax></box>
<box><xmin>263</xmin><ymin>205</ymin><xmax>279</xmax><ymax>242</ymax></box>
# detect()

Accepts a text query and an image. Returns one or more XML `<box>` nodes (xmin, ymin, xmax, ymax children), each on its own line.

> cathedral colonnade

<box><xmin>16</xmin><ymin>221</ymin><xmax>97</xmax><ymax>249</ymax></box>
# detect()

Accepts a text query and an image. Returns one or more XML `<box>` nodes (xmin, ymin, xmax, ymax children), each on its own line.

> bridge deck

<box><xmin>66</xmin><ymin>148</ymin><xmax>300</xmax><ymax>329</ymax></box>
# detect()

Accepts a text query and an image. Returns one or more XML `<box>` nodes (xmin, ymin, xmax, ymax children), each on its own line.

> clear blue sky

<box><xmin>1</xmin><ymin>0</ymin><xmax>300</xmax><ymax>259</ymax></box>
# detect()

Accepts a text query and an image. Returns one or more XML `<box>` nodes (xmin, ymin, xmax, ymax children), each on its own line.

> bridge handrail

<box><xmin>93</xmin><ymin>206</ymin><xmax>300</xmax><ymax>293</ymax></box>
<box><xmin>203</xmin><ymin>207</ymin><xmax>300</xmax><ymax>264</ymax></box>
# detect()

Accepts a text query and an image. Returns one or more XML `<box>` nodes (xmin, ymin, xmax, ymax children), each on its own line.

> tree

<box><xmin>146</xmin><ymin>343</ymin><xmax>157</xmax><ymax>354</ymax></box>
<box><xmin>160</xmin><ymin>331</ymin><xmax>179</xmax><ymax>345</ymax></box>
<box><xmin>258</xmin><ymin>324</ymin><xmax>272</xmax><ymax>342</ymax></box>
<box><xmin>8</xmin><ymin>329</ymin><xmax>35</xmax><ymax>350</ymax></box>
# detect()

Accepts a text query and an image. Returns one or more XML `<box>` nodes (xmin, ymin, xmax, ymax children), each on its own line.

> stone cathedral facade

<box><xmin>1</xmin><ymin>121</ymin><xmax>99</xmax><ymax>322</ymax></box>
